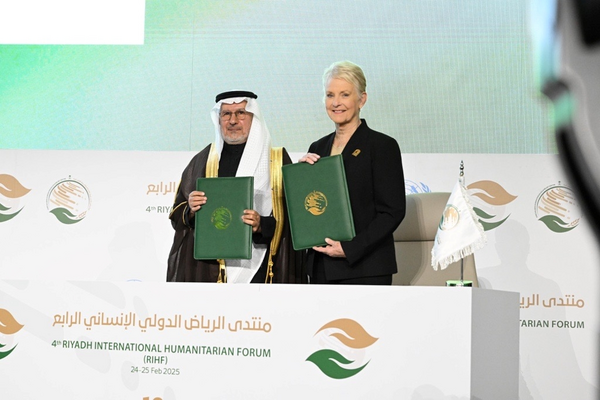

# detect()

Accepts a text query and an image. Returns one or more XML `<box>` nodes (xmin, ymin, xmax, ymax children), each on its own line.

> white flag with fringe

<box><xmin>431</xmin><ymin>178</ymin><xmax>487</xmax><ymax>271</ymax></box>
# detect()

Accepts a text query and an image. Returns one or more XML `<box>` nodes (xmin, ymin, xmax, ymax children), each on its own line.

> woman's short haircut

<box><xmin>322</xmin><ymin>60</ymin><xmax>367</xmax><ymax>96</ymax></box>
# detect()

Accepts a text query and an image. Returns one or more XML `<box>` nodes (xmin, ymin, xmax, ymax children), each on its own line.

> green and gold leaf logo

<box><xmin>467</xmin><ymin>180</ymin><xmax>517</xmax><ymax>231</ymax></box>
<box><xmin>0</xmin><ymin>174</ymin><xmax>31</xmax><ymax>223</ymax></box>
<box><xmin>211</xmin><ymin>206</ymin><xmax>232</xmax><ymax>230</ymax></box>
<box><xmin>306</xmin><ymin>318</ymin><xmax>378</xmax><ymax>379</ymax></box>
<box><xmin>535</xmin><ymin>183</ymin><xmax>580</xmax><ymax>233</ymax></box>
<box><xmin>46</xmin><ymin>177</ymin><xmax>92</xmax><ymax>224</ymax></box>
<box><xmin>305</xmin><ymin>191</ymin><xmax>327</xmax><ymax>216</ymax></box>
<box><xmin>0</xmin><ymin>308</ymin><xmax>24</xmax><ymax>360</ymax></box>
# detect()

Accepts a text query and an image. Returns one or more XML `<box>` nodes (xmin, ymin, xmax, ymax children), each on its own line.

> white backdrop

<box><xmin>1</xmin><ymin>149</ymin><xmax>599</xmax><ymax>399</ymax></box>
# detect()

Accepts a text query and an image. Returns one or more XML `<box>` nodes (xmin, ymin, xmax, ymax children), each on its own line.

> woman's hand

<box><xmin>312</xmin><ymin>238</ymin><xmax>346</xmax><ymax>258</ymax></box>
<box><xmin>298</xmin><ymin>153</ymin><xmax>320</xmax><ymax>164</ymax></box>
<box><xmin>242</xmin><ymin>209</ymin><xmax>261</xmax><ymax>233</ymax></box>
<box><xmin>188</xmin><ymin>191</ymin><xmax>207</xmax><ymax>217</ymax></box>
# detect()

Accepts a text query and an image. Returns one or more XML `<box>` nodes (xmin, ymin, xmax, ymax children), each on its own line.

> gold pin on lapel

<box><xmin>352</xmin><ymin>149</ymin><xmax>361</xmax><ymax>157</ymax></box>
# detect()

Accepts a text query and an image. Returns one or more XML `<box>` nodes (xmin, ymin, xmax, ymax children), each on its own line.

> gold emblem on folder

<box><xmin>305</xmin><ymin>191</ymin><xmax>328</xmax><ymax>216</ymax></box>
<box><xmin>211</xmin><ymin>206</ymin><xmax>232</xmax><ymax>229</ymax></box>
<box><xmin>352</xmin><ymin>149</ymin><xmax>361</xmax><ymax>157</ymax></box>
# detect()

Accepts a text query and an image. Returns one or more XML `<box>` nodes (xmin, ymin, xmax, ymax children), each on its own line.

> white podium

<box><xmin>0</xmin><ymin>281</ymin><xmax>518</xmax><ymax>399</ymax></box>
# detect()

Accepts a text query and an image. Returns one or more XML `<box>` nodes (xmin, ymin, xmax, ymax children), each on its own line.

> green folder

<box><xmin>194</xmin><ymin>176</ymin><xmax>253</xmax><ymax>260</ymax></box>
<box><xmin>282</xmin><ymin>154</ymin><xmax>355</xmax><ymax>250</ymax></box>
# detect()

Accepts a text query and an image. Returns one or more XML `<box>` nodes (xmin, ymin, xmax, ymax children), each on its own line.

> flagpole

<box><xmin>432</xmin><ymin>158</ymin><xmax>485</xmax><ymax>287</ymax></box>
<box><xmin>446</xmin><ymin>160</ymin><xmax>473</xmax><ymax>287</ymax></box>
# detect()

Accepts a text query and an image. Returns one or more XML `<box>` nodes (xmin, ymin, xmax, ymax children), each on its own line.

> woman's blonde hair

<box><xmin>322</xmin><ymin>60</ymin><xmax>367</xmax><ymax>96</ymax></box>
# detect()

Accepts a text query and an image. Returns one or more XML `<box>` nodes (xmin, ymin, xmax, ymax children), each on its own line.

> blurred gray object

<box><xmin>546</xmin><ymin>0</ymin><xmax>600</xmax><ymax>242</ymax></box>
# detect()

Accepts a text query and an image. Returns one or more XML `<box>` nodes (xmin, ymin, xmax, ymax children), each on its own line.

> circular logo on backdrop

<box><xmin>46</xmin><ymin>177</ymin><xmax>91</xmax><ymax>224</ymax></box>
<box><xmin>211</xmin><ymin>207</ymin><xmax>232</xmax><ymax>230</ymax></box>
<box><xmin>305</xmin><ymin>191</ymin><xmax>328</xmax><ymax>216</ymax></box>
<box><xmin>404</xmin><ymin>180</ymin><xmax>431</xmax><ymax>195</ymax></box>
<box><xmin>534</xmin><ymin>183</ymin><xmax>581</xmax><ymax>233</ymax></box>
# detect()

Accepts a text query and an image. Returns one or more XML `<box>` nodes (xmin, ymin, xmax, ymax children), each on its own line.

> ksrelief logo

<box><xmin>211</xmin><ymin>206</ymin><xmax>232</xmax><ymax>230</ymax></box>
<box><xmin>305</xmin><ymin>191</ymin><xmax>328</xmax><ymax>216</ymax></box>
<box><xmin>46</xmin><ymin>177</ymin><xmax>92</xmax><ymax>224</ymax></box>
<box><xmin>467</xmin><ymin>180</ymin><xmax>517</xmax><ymax>231</ymax></box>
<box><xmin>0</xmin><ymin>174</ymin><xmax>31</xmax><ymax>223</ymax></box>
<box><xmin>0</xmin><ymin>308</ymin><xmax>24</xmax><ymax>360</ymax></box>
<box><xmin>306</xmin><ymin>318</ymin><xmax>378</xmax><ymax>379</ymax></box>
<box><xmin>535</xmin><ymin>183</ymin><xmax>580</xmax><ymax>233</ymax></box>
<box><xmin>439</xmin><ymin>205</ymin><xmax>460</xmax><ymax>231</ymax></box>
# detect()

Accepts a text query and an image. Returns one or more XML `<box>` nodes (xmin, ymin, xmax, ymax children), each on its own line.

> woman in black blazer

<box><xmin>299</xmin><ymin>61</ymin><xmax>406</xmax><ymax>284</ymax></box>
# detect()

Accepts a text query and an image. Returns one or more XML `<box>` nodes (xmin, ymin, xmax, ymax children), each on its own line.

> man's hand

<box><xmin>187</xmin><ymin>191</ymin><xmax>207</xmax><ymax>218</ymax></box>
<box><xmin>312</xmin><ymin>238</ymin><xmax>346</xmax><ymax>258</ymax></box>
<box><xmin>242</xmin><ymin>209</ymin><xmax>261</xmax><ymax>233</ymax></box>
<box><xmin>298</xmin><ymin>153</ymin><xmax>320</xmax><ymax>164</ymax></box>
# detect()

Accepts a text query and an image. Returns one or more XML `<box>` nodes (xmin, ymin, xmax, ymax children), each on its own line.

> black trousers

<box><xmin>310</xmin><ymin>255</ymin><xmax>392</xmax><ymax>285</ymax></box>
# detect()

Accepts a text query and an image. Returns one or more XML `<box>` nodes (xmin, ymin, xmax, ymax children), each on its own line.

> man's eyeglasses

<box><xmin>220</xmin><ymin>110</ymin><xmax>250</xmax><ymax>121</ymax></box>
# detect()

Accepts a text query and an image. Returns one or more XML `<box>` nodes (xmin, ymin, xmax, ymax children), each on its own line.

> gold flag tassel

<box><xmin>266</xmin><ymin>147</ymin><xmax>284</xmax><ymax>284</ymax></box>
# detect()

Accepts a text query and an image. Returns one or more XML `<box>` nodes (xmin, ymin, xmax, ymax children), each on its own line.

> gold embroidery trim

<box><xmin>206</xmin><ymin>144</ymin><xmax>283</xmax><ymax>284</ymax></box>
<box><xmin>266</xmin><ymin>147</ymin><xmax>284</xmax><ymax>283</ymax></box>
<box><xmin>207</xmin><ymin>143</ymin><xmax>225</xmax><ymax>282</ymax></box>
<box><xmin>206</xmin><ymin>143</ymin><xmax>219</xmax><ymax>178</ymax></box>
<box><xmin>217</xmin><ymin>259</ymin><xmax>227</xmax><ymax>283</ymax></box>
